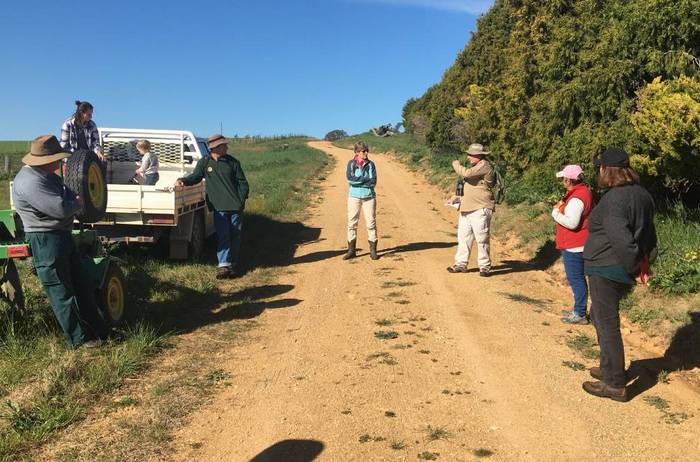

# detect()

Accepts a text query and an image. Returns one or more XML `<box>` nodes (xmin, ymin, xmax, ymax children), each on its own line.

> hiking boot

<box><xmin>369</xmin><ymin>240</ymin><xmax>379</xmax><ymax>260</ymax></box>
<box><xmin>447</xmin><ymin>264</ymin><xmax>468</xmax><ymax>273</ymax></box>
<box><xmin>216</xmin><ymin>266</ymin><xmax>232</xmax><ymax>279</ymax></box>
<box><xmin>82</xmin><ymin>339</ymin><xmax>102</xmax><ymax>349</ymax></box>
<box><xmin>561</xmin><ymin>312</ymin><xmax>589</xmax><ymax>325</ymax></box>
<box><xmin>582</xmin><ymin>380</ymin><xmax>627</xmax><ymax>402</ymax></box>
<box><xmin>479</xmin><ymin>268</ymin><xmax>490</xmax><ymax>277</ymax></box>
<box><xmin>343</xmin><ymin>240</ymin><xmax>357</xmax><ymax>260</ymax></box>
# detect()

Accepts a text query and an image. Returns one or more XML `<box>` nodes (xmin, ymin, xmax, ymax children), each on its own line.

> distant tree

<box><xmin>324</xmin><ymin>130</ymin><xmax>348</xmax><ymax>142</ymax></box>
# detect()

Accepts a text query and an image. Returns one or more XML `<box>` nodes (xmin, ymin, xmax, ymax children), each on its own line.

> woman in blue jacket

<box><xmin>344</xmin><ymin>141</ymin><xmax>378</xmax><ymax>260</ymax></box>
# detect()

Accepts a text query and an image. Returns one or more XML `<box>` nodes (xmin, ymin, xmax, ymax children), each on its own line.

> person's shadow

<box><xmin>289</xmin><ymin>241</ymin><xmax>456</xmax><ymax>264</ymax></box>
<box><xmin>489</xmin><ymin>239</ymin><xmax>559</xmax><ymax>275</ymax></box>
<box><xmin>249</xmin><ymin>439</ymin><xmax>324</xmax><ymax>462</ymax></box>
<box><xmin>626</xmin><ymin>312</ymin><xmax>700</xmax><ymax>400</ymax></box>
<box><xmin>379</xmin><ymin>241</ymin><xmax>456</xmax><ymax>257</ymax></box>
<box><xmin>124</xmin><ymin>261</ymin><xmax>302</xmax><ymax>334</ymax></box>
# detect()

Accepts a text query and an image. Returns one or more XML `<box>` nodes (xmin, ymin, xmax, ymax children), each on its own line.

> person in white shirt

<box><xmin>134</xmin><ymin>140</ymin><xmax>159</xmax><ymax>185</ymax></box>
<box><xmin>551</xmin><ymin>165</ymin><xmax>594</xmax><ymax>324</ymax></box>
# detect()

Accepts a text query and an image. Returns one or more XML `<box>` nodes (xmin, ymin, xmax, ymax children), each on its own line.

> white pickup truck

<box><xmin>90</xmin><ymin>128</ymin><xmax>214</xmax><ymax>259</ymax></box>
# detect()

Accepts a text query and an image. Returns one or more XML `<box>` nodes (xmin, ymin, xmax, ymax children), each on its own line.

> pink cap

<box><xmin>556</xmin><ymin>164</ymin><xmax>584</xmax><ymax>180</ymax></box>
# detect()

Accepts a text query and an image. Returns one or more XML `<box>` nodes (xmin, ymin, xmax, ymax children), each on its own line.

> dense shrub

<box><xmin>403</xmin><ymin>0</ymin><xmax>700</xmax><ymax>202</ymax></box>
<box><xmin>630</xmin><ymin>76</ymin><xmax>700</xmax><ymax>195</ymax></box>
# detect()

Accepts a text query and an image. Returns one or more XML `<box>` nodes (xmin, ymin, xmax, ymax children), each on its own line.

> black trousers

<box><xmin>589</xmin><ymin>275</ymin><xmax>633</xmax><ymax>388</ymax></box>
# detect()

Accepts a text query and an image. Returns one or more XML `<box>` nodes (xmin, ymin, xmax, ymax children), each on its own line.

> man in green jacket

<box><xmin>175</xmin><ymin>134</ymin><xmax>249</xmax><ymax>279</ymax></box>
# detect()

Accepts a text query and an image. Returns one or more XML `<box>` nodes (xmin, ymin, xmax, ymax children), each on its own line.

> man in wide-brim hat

<box><xmin>175</xmin><ymin>134</ymin><xmax>250</xmax><ymax>279</ymax></box>
<box><xmin>13</xmin><ymin>135</ymin><xmax>109</xmax><ymax>348</ymax></box>
<box><xmin>447</xmin><ymin>143</ymin><xmax>496</xmax><ymax>277</ymax></box>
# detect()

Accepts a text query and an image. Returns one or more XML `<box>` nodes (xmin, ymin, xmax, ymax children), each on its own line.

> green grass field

<box><xmin>0</xmin><ymin>141</ymin><xmax>29</xmax><ymax>207</ymax></box>
<box><xmin>0</xmin><ymin>141</ymin><xmax>29</xmax><ymax>155</ymax></box>
<box><xmin>0</xmin><ymin>137</ymin><xmax>329</xmax><ymax>460</ymax></box>
<box><xmin>333</xmin><ymin>132</ymin><xmax>431</xmax><ymax>159</ymax></box>
<box><xmin>333</xmin><ymin>133</ymin><xmax>454</xmax><ymax>188</ymax></box>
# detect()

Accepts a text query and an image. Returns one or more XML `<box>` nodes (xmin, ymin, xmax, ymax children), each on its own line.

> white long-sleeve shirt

<box><xmin>552</xmin><ymin>197</ymin><xmax>585</xmax><ymax>252</ymax></box>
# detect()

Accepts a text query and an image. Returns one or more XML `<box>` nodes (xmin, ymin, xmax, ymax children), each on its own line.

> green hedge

<box><xmin>402</xmin><ymin>0</ymin><xmax>700</xmax><ymax>203</ymax></box>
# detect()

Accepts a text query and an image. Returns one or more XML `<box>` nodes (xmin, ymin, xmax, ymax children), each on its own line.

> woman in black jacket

<box><xmin>582</xmin><ymin>148</ymin><xmax>657</xmax><ymax>402</ymax></box>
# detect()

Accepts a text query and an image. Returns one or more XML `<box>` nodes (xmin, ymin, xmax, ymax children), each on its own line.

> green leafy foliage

<box><xmin>648</xmin><ymin>202</ymin><xmax>700</xmax><ymax>294</ymax></box>
<box><xmin>630</xmin><ymin>76</ymin><xmax>700</xmax><ymax>194</ymax></box>
<box><xmin>402</xmin><ymin>0</ymin><xmax>700</xmax><ymax>202</ymax></box>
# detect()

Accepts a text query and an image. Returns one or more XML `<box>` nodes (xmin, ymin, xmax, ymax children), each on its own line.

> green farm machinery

<box><xmin>0</xmin><ymin>150</ymin><xmax>127</xmax><ymax>325</ymax></box>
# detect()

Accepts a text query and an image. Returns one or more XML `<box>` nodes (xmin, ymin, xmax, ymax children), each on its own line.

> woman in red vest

<box><xmin>552</xmin><ymin>165</ymin><xmax>594</xmax><ymax>325</ymax></box>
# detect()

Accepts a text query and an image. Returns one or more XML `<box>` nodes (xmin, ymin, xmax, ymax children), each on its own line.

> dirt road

<box><xmin>172</xmin><ymin>141</ymin><xmax>700</xmax><ymax>461</ymax></box>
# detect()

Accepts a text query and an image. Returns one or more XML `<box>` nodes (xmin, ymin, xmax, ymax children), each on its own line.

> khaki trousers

<box><xmin>347</xmin><ymin>196</ymin><xmax>377</xmax><ymax>242</ymax></box>
<box><xmin>455</xmin><ymin>208</ymin><xmax>492</xmax><ymax>270</ymax></box>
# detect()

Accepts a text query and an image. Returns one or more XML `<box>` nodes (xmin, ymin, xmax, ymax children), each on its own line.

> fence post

<box><xmin>3</xmin><ymin>155</ymin><xmax>8</xmax><ymax>174</ymax></box>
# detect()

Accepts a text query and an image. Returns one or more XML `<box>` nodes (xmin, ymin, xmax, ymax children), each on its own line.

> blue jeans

<box><xmin>562</xmin><ymin>250</ymin><xmax>588</xmax><ymax>317</ymax></box>
<box><xmin>214</xmin><ymin>211</ymin><xmax>242</xmax><ymax>268</ymax></box>
<box><xmin>144</xmin><ymin>173</ymin><xmax>159</xmax><ymax>185</ymax></box>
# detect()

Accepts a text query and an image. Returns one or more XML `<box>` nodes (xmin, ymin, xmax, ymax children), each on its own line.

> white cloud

<box><xmin>349</xmin><ymin>0</ymin><xmax>493</xmax><ymax>14</ymax></box>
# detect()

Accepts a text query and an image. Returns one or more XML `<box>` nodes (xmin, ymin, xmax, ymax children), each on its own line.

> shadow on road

<box><xmin>238</xmin><ymin>213</ymin><xmax>322</xmax><ymax>274</ymax></box>
<box><xmin>626</xmin><ymin>312</ymin><xmax>700</xmax><ymax>400</ymax></box>
<box><xmin>249</xmin><ymin>439</ymin><xmax>324</xmax><ymax>462</ymax></box>
<box><xmin>125</xmin><ymin>268</ymin><xmax>301</xmax><ymax>334</ymax></box>
<box><xmin>380</xmin><ymin>241</ymin><xmax>456</xmax><ymax>257</ymax></box>
<box><xmin>291</xmin><ymin>249</ymin><xmax>346</xmax><ymax>265</ymax></box>
<box><xmin>112</xmin><ymin>212</ymin><xmax>325</xmax><ymax>333</ymax></box>
<box><xmin>289</xmin><ymin>240</ymin><xmax>457</xmax><ymax>264</ymax></box>
<box><xmin>490</xmin><ymin>239</ymin><xmax>559</xmax><ymax>275</ymax></box>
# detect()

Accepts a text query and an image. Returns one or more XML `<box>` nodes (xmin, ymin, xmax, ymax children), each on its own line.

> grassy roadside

<box><xmin>0</xmin><ymin>138</ymin><xmax>331</xmax><ymax>461</ymax></box>
<box><xmin>0</xmin><ymin>141</ymin><xmax>28</xmax><ymax>208</ymax></box>
<box><xmin>333</xmin><ymin>133</ymin><xmax>449</xmax><ymax>186</ymax></box>
<box><xmin>333</xmin><ymin>134</ymin><xmax>700</xmax><ymax>348</ymax></box>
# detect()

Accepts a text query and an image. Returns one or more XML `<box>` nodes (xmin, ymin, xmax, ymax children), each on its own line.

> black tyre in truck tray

<box><xmin>63</xmin><ymin>149</ymin><xmax>108</xmax><ymax>223</ymax></box>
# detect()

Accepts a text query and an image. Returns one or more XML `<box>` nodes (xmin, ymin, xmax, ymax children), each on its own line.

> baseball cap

<box><xmin>594</xmin><ymin>148</ymin><xmax>630</xmax><ymax>168</ymax></box>
<box><xmin>555</xmin><ymin>164</ymin><xmax>584</xmax><ymax>180</ymax></box>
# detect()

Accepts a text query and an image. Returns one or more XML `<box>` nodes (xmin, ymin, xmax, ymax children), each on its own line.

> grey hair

<box><xmin>353</xmin><ymin>141</ymin><xmax>369</xmax><ymax>153</ymax></box>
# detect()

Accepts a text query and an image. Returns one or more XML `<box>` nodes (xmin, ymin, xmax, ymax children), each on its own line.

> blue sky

<box><xmin>0</xmin><ymin>1</ymin><xmax>490</xmax><ymax>140</ymax></box>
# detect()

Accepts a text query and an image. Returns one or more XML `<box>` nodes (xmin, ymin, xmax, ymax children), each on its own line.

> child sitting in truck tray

<box><xmin>134</xmin><ymin>140</ymin><xmax>159</xmax><ymax>185</ymax></box>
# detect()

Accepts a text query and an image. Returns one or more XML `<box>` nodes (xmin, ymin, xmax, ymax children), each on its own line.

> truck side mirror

<box><xmin>183</xmin><ymin>154</ymin><xmax>194</xmax><ymax>164</ymax></box>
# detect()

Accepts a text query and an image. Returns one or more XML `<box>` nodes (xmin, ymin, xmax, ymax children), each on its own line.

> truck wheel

<box><xmin>189</xmin><ymin>212</ymin><xmax>205</xmax><ymax>261</ymax></box>
<box><xmin>98</xmin><ymin>262</ymin><xmax>127</xmax><ymax>326</ymax></box>
<box><xmin>64</xmin><ymin>149</ymin><xmax>108</xmax><ymax>223</ymax></box>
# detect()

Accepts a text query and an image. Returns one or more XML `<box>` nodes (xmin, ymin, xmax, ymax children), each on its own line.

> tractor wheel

<box><xmin>189</xmin><ymin>212</ymin><xmax>205</xmax><ymax>261</ymax></box>
<box><xmin>97</xmin><ymin>262</ymin><xmax>127</xmax><ymax>326</ymax></box>
<box><xmin>64</xmin><ymin>149</ymin><xmax>107</xmax><ymax>223</ymax></box>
